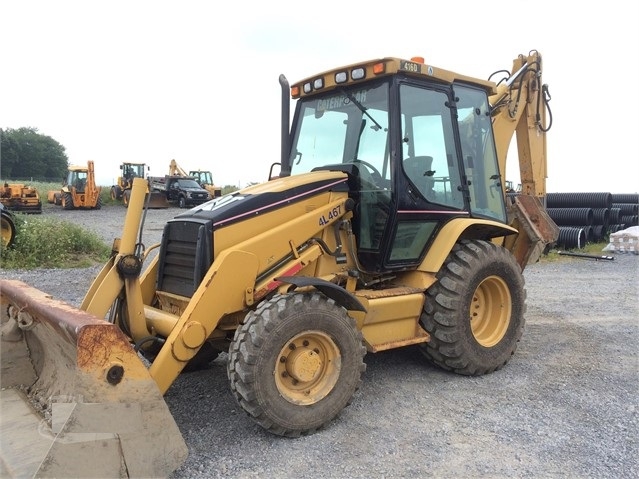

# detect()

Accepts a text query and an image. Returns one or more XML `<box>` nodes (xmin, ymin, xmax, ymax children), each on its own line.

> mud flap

<box><xmin>0</xmin><ymin>280</ymin><xmax>188</xmax><ymax>478</ymax></box>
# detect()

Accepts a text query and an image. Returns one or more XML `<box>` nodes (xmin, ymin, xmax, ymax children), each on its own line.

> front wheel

<box><xmin>178</xmin><ymin>196</ymin><xmax>186</xmax><ymax>208</ymax></box>
<box><xmin>418</xmin><ymin>239</ymin><xmax>526</xmax><ymax>375</ymax></box>
<box><xmin>110</xmin><ymin>185</ymin><xmax>122</xmax><ymax>200</ymax></box>
<box><xmin>1</xmin><ymin>210</ymin><xmax>16</xmax><ymax>248</ymax></box>
<box><xmin>123</xmin><ymin>189</ymin><xmax>131</xmax><ymax>207</ymax></box>
<box><xmin>228</xmin><ymin>293</ymin><xmax>367</xmax><ymax>437</ymax></box>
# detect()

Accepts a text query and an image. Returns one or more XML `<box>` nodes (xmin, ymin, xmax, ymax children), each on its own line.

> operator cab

<box><xmin>66</xmin><ymin>169</ymin><xmax>87</xmax><ymax>193</ymax></box>
<box><xmin>285</xmin><ymin>59</ymin><xmax>506</xmax><ymax>272</ymax></box>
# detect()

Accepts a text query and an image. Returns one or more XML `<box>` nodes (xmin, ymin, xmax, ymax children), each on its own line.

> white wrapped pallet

<box><xmin>603</xmin><ymin>226</ymin><xmax>639</xmax><ymax>254</ymax></box>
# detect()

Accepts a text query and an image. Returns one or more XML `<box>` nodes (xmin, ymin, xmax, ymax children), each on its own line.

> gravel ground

<box><xmin>1</xmin><ymin>204</ymin><xmax>638</xmax><ymax>478</ymax></box>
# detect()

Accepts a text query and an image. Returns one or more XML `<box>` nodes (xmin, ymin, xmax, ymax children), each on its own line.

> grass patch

<box><xmin>0</xmin><ymin>213</ymin><xmax>111</xmax><ymax>269</ymax></box>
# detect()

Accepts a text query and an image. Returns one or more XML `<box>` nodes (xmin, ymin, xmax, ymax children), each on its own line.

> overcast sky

<box><xmin>2</xmin><ymin>0</ymin><xmax>638</xmax><ymax>194</ymax></box>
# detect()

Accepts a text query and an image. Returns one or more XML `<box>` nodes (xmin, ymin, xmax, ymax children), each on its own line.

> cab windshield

<box><xmin>289</xmin><ymin>82</ymin><xmax>391</xmax><ymax>185</ymax></box>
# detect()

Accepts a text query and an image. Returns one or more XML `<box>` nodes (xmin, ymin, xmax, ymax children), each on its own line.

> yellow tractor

<box><xmin>0</xmin><ymin>182</ymin><xmax>42</xmax><ymax>214</ymax></box>
<box><xmin>1</xmin><ymin>51</ymin><xmax>557</xmax><ymax>476</ymax></box>
<box><xmin>111</xmin><ymin>161</ymin><xmax>168</xmax><ymax>208</ymax></box>
<box><xmin>110</xmin><ymin>162</ymin><xmax>148</xmax><ymax>205</ymax></box>
<box><xmin>47</xmin><ymin>160</ymin><xmax>102</xmax><ymax>209</ymax></box>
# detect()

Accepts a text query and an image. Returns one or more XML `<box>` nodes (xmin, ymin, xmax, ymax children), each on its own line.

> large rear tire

<box><xmin>62</xmin><ymin>192</ymin><xmax>74</xmax><ymax>210</ymax></box>
<box><xmin>418</xmin><ymin>239</ymin><xmax>526</xmax><ymax>375</ymax></box>
<box><xmin>228</xmin><ymin>293</ymin><xmax>367</xmax><ymax>437</ymax></box>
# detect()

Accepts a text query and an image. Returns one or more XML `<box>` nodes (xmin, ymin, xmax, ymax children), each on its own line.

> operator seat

<box><xmin>403</xmin><ymin>155</ymin><xmax>435</xmax><ymax>199</ymax></box>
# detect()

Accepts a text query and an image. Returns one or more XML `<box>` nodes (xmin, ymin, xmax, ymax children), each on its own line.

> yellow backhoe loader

<box><xmin>188</xmin><ymin>169</ymin><xmax>222</xmax><ymax>198</ymax></box>
<box><xmin>1</xmin><ymin>51</ymin><xmax>557</xmax><ymax>477</ymax></box>
<box><xmin>47</xmin><ymin>161</ymin><xmax>102</xmax><ymax>209</ymax></box>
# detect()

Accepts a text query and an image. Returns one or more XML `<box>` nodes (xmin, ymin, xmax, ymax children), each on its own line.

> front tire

<box><xmin>228</xmin><ymin>293</ymin><xmax>367</xmax><ymax>437</ymax></box>
<box><xmin>178</xmin><ymin>196</ymin><xmax>186</xmax><ymax>208</ymax></box>
<box><xmin>418</xmin><ymin>240</ymin><xmax>526</xmax><ymax>375</ymax></box>
<box><xmin>1</xmin><ymin>210</ymin><xmax>16</xmax><ymax>248</ymax></box>
<box><xmin>110</xmin><ymin>186</ymin><xmax>121</xmax><ymax>200</ymax></box>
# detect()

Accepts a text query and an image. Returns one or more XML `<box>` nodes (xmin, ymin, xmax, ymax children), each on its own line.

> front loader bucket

<box><xmin>146</xmin><ymin>191</ymin><xmax>169</xmax><ymax>209</ymax></box>
<box><xmin>0</xmin><ymin>280</ymin><xmax>188</xmax><ymax>478</ymax></box>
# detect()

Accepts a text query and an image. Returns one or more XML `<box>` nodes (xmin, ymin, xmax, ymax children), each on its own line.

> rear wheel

<box><xmin>228</xmin><ymin>293</ymin><xmax>367</xmax><ymax>437</ymax></box>
<box><xmin>418</xmin><ymin>239</ymin><xmax>526</xmax><ymax>375</ymax></box>
<box><xmin>62</xmin><ymin>192</ymin><xmax>74</xmax><ymax>210</ymax></box>
<box><xmin>94</xmin><ymin>196</ymin><xmax>102</xmax><ymax>210</ymax></box>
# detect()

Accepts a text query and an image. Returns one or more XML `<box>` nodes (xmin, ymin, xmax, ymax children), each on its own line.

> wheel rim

<box><xmin>470</xmin><ymin>275</ymin><xmax>512</xmax><ymax>347</ymax></box>
<box><xmin>274</xmin><ymin>331</ymin><xmax>341</xmax><ymax>406</ymax></box>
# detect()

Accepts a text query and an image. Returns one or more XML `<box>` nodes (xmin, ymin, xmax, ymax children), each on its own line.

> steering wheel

<box><xmin>346</xmin><ymin>159</ymin><xmax>383</xmax><ymax>187</ymax></box>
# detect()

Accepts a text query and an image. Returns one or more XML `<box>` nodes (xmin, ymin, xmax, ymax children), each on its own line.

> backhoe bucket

<box><xmin>505</xmin><ymin>194</ymin><xmax>559</xmax><ymax>269</ymax></box>
<box><xmin>0</xmin><ymin>280</ymin><xmax>188</xmax><ymax>478</ymax></box>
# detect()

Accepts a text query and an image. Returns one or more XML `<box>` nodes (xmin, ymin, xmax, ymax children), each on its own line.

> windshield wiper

<box><xmin>340</xmin><ymin>89</ymin><xmax>382</xmax><ymax>131</ymax></box>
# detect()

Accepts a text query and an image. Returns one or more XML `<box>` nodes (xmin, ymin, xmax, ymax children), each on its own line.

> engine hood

<box><xmin>173</xmin><ymin>170</ymin><xmax>349</xmax><ymax>229</ymax></box>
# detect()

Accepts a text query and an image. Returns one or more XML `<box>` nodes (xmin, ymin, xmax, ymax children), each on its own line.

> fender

<box><xmin>420</xmin><ymin>218</ymin><xmax>518</xmax><ymax>273</ymax></box>
<box><xmin>277</xmin><ymin>276</ymin><xmax>367</xmax><ymax>312</ymax></box>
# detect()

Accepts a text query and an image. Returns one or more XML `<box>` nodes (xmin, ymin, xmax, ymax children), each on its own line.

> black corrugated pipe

<box><xmin>581</xmin><ymin>225</ymin><xmax>594</xmax><ymax>243</ymax></box>
<box><xmin>557</xmin><ymin>227</ymin><xmax>586</xmax><ymax>249</ymax></box>
<box><xmin>591</xmin><ymin>208</ymin><xmax>610</xmax><ymax>227</ymax></box>
<box><xmin>547</xmin><ymin>207</ymin><xmax>594</xmax><ymax>226</ymax></box>
<box><xmin>593</xmin><ymin>224</ymin><xmax>606</xmax><ymax>242</ymax></box>
<box><xmin>613</xmin><ymin>203</ymin><xmax>639</xmax><ymax>215</ymax></box>
<box><xmin>621</xmin><ymin>215</ymin><xmax>639</xmax><ymax>227</ymax></box>
<box><xmin>611</xmin><ymin>193</ymin><xmax>639</xmax><ymax>204</ymax></box>
<box><xmin>609</xmin><ymin>208</ymin><xmax>622</xmax><ymax>224</ymax></box>
<box><xmin>547</xmin><ymin>192</ymin><xmax>612</xmax><ymax>209</ymax></box>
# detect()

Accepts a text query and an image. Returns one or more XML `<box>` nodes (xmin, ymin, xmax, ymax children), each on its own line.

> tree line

<box><xmin>1</xmin><ymin>127</ymin><xmax>68</xmax><ymax>180</ymax></box>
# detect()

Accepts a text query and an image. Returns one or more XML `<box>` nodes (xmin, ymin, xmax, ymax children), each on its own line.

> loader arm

<box><xmin>143</xmin><ymin>196</ymin><xmax>352</xmax><ymax>394</ymax></box>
